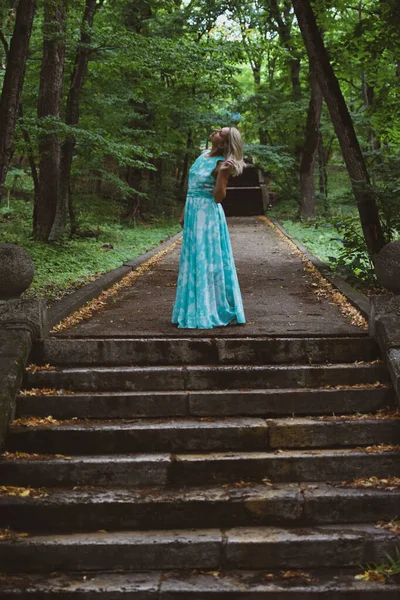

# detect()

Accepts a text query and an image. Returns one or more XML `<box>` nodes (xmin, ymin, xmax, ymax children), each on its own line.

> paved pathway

<box><xmin>61</xmin><ymin>217</ymin><xmax>363</xmax><ymax>337</ymax></box>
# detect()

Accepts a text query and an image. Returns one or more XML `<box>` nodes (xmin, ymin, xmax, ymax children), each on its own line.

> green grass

<box><xmin>267</xmin><ymin>166</ymin><xmax>378</xmax><ymax>285</ymax></box>
<box><xmin>0</xmin><ymin>195</ymin><xmax>180</xmax><ymax>301</ymax></box>
<box><xmin>278</xmin><ymin>219</ymin><xmax>344</xmax><ymax>264</ymax></box>
<box><xmin>356</xmin><ymin>547</ymin><xmax>400</xmax><ymax>582</ymax></box>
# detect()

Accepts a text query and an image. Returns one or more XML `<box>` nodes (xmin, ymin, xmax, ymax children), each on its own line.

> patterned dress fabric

<box><xmin>172</xmin><ymin>150</ymin><xmax>246</xmax><ymax>329</ymax></box>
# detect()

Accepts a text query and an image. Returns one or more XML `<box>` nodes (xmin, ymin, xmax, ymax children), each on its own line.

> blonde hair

<box><xmin>223</xmin><ymin>127</ymin><xmax>245</xmax><ymax>176</ymax></box>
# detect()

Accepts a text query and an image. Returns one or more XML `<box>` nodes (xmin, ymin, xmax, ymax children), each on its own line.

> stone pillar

<box><xmin>370</xmin><ymin>296</ymin><xmax>400</xmax><ymax>407</ymax></box>
<box><xmin>370</xmin><ymin>241</ymin><xmax>400</xmax><ymax>406</ymax></box>
<box><xmin>0</xmin><ymin>244</ymin><xmax>48</xmax><ymax>449</ymax></box>
<box><xmin>374</xmin><ymin>241</ymin><xmax>400</xmax><ymax>295</ymax></box>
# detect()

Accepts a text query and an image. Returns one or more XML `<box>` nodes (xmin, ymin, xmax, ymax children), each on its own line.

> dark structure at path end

<box><xmin>224</xmin><ymin>163</ymin><xmax>269</xmax><ymax>216</ymax></box>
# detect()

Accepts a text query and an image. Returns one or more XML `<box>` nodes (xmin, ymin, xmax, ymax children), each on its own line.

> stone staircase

<box><xmin>0</xmin><ymin>334</ymin><xmax>400</xmax><ymax>597</ymax></box>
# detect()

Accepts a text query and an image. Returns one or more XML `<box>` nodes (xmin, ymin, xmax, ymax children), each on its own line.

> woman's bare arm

<box><xmin>213</xmin><ymin>159</ymin><xmax>234</xmax><ymax>203</ymax></box>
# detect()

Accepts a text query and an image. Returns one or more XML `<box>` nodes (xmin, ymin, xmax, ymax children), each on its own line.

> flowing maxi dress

<box><xmin>172</xmin><ymin>150</ymin><xmax>246</xmax><ymax>329</ymax></box>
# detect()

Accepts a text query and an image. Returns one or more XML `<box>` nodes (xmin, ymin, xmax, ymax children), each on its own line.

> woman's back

<box><xmin>188</xmin><ymin>151</ymin><xmax>222</xmax><ymax>198</ymax></box>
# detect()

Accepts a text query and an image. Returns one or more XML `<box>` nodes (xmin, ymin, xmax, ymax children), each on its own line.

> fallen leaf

<box><xmin>12</xmin><ymin>416</ymin><xmax>61</xmax><ymax>427</ymax></box>
<box><xmin>51</xmin><ymin>240</ymin><xmax>180</xmax><ymax>332</ymax></box>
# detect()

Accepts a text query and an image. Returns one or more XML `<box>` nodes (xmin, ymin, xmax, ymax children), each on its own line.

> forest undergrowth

<box><xmin>0</xmin><ymin>195</ymin><xmax>179</xmax><ymax>302</ymax></box>
<box><xmin>270</xmin><ymin>167</ymin><xmax>399</xmax><ymax>294</ymax></box>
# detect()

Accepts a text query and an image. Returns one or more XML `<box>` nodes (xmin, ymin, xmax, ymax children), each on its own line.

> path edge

<box><xmin>47</xmin><ymin>231</ymin><xmax>182</xmax><ymax>333</ymax></box>
<box><xmin>268</xmin><ymin>217</ymin><xmax>370</xmax><ymax>319</ymax></box>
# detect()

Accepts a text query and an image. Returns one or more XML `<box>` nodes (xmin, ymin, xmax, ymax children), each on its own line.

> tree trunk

<box><xmin>179</xmin><ymin>130</ymin><xmax>193</xmax><ymax>194</ymax></box>
<box><xmin>0</xmin><ymin>0</ymin><xmax>36</xmax><ymax>201</ymax></box>
<box><xmin>300</xmin><ymin>72</ymin><xmax>323</xmax><ymax>220</ymax></box>
<box><xmin>34</xmin><ymin>0</ymin><xmax>67</xmax><ymax>241</ymax></box>
<box><xmin>252</xmin><ymin>64</ymin><xmax>261</xmax><ymax>87</ymax></box>
<box><xmin>270</xmin><ymin>0</ymin><xmax>302</xmax><ymax>157</ymax></box>
<box><xmin>55</xmin><ymin>0</ymin><xmax>99</xmax><ymax>241</ymax></box>
<box><xmin>318</xmin><ymin>132</ymin><xmax>328</xmax><ymax>204</ymax></box>
<box><xmin>270</xmin><ymin>0</ymin><xmax>301</xmax><ymax>99</ymax></box>
<box><xmin>125</xmin><ymin>166</ymin><xmax>143</xmax><ymax>220</ymax></box>
<box><xmin>361</xmin><ymin>75</ymin><xmax>380</xmax><ymax>158</ymax></box>
<box><xmin>292</xmin><ymin>0</ymin><xmax>386</xmax><ymax>257</ymax></box>
<box><xmin>18</xmin><ymin>104</ymin><xmax>40</xmax><ymax>205</ymax></box>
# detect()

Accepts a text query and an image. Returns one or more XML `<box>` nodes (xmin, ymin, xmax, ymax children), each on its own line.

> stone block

<box><xmin>369</xmin><ymin>296</ymin><xmax>400</xmax><ymax>405</ymax></box>
<box><xmin>0</xmin><ymin>327</ymin><xmax>32</xmax><ymax>450</ymax></box>
<box><xmin>369</xmin><ymin>296</ymin><xmax>400</xmax><ymax>344</ymax></box>
<box><xmin>0</xmin><ymin>530</ymin><xmax>222</xmax><ymax>572</ymax></box>
<box><xmin>0</xmin><ymin>454</ymin><xmax>171</xmax><ymax>488</ymax></box>
<box><xmin>7</xmin><ymin>417</ymin><xmax>270</xmax><ymax>454</ymax></box>
<box><xmin>223</xmin><ymin>525</ymin><xmax>396</xmax><ymax>569</ymax></box>
<box><xmin>170</xmin><ymin>449</ymin><xmax>400</xmax><ymax>486</ymax></box>
<box><xmin>18</xmin><ymin>391</ymin><xmax>188</xmax><ymax>419</ymax></box>
<box><xmin>268</xmin><ymin>418</ymin><xmax>400</xmax><ymax>449</ymax></box>
<box><xmin>0</xmin><ymin>299</ymin><xmax>48</xmax><ymax>339</ymax></box>
<box><xmin>375</xmin><ymin>241</ymin><xmax>400</xmax><ymax>293</ymax></box>
<box><xmin>387</xmin><ymin>348</ymin><xmax>400</xmax><ymax>404</ymax></box>
<box><xmin>0</xmin><ymin>243</ymin><xmax>34</xmax><ymax>299</ymax></box>
<box><xmin>303</xmin><ymin>484</ymin><xmax>400</xmax><ymax>524</ymax></box>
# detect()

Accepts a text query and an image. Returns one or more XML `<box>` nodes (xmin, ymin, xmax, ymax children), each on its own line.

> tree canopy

<box><xmin>1</xmin><ymin>0</ymin><xmax>399</xmax><ymax>285</ymax></box>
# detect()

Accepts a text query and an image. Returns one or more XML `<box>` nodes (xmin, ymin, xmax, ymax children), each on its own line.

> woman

<box><xmin>172</xmin><ymin>126</ymin><xmax>246</xmax><ymax>329</ymax></box>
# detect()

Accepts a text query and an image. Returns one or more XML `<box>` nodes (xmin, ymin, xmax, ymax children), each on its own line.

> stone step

<box><xmin>7</xmin><ymin>417</ymin><xmax>400</xmax><ymax>455</ymax></box>
<box><xmin>16</xmin><ymin>386</ymin><xmax>393</xmax><ymax>420</ymax></box>
<box><xmin>0</xmin><ymin>484</ymin><xmax>399</xmax><ymax>533</ymax></box>
<box><xmin>0</xmin><ymin>525</ymin><xmax>398</xmax><ymax>573</ymax></box>
<box><xmin>173</xmin><ymin>449</ymin><xmax>400</xmax><ymax>487</ymax></box>
<box><xmin>1</xmin><ymin>569</ymin><xmax>399</xmax><ymax>598</ymax></box>
<box><xmin>7</xmin><ymin>418</ymin><xmax>268</xmax><ymax>454</ymax></box>
<box><xmin>24</xmin><ymin>363</ymin><xmax>389</xmax><ymax>392</ymax></box>
<box><xmin>1</xmin><ymin>449</ymin><xmax>399</xmax><ymax>488</ymax></box>
<box><xmin>268</xmin><ymin>417</ymin><xmax>400</xmax><ymax>449</ymax></box>
<box><xmin>32</xmin><ymin>336</ymin><xmax>379</xmax><ymax>367</ymax></box>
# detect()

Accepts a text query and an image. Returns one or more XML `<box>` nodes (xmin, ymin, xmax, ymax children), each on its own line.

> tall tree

<box><xmin>34</xmin><ymin>0</ymin><xmax>67</xmax><ymax>241</ymax></box>
<box><xmin>292</xmin><ymin>0</ymin><xmax>386</xmax><ymax>257</ymax></box>
<box><xmin>54</xmin><ymin>0</ymin><xmax>103</xmax><ymax>240</ymax></box>
<box><xmin>228</xmin><ymin>0</ymin><xmax>273</xmax><ymax>144</ymax></box>
<box><xmin>0</xmin><ymin>0</ymin><xmax>36</xmax><ymax>202</ymax></box>
<box><xmin>270</xmin><ymin>0</ymin><xmax>301</xmax><ymax>100</ymax></box>
<box><xmin>299</xmin><ymin>71</ymin><xmax>322</xmax><ymax>219</ymax></box>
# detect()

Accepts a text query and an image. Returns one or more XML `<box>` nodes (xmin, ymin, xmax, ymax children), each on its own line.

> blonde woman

<box><xmin>172</xmin><ymin>126</ymin><xmax>246</xmax><ymax>328</ymax></box>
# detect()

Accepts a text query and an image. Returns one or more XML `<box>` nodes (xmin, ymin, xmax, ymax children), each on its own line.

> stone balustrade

<box><xmin>0</xmin><ymin>243</ymin><xmax>47</xmax><ymax>449</ymax></box>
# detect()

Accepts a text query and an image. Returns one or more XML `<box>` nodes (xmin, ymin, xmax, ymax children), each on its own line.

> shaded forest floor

<box><xmin>268</xmin><ymin>167</ymin><xmax>392</xmax><ymax>294</ymax></box>
<box><xmin>0</xmin><ymin>195</ymin><xmax>180</xmax><ymax>302</ymax></box>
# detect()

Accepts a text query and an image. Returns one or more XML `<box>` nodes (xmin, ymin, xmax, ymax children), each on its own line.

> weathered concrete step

<box><xmin>7</xmin><ymin>417</ymin><xmax>400</xmax><ymax>455</ymax></box>
<box><xmin>16</xmin><ymin>387</ymin><xmax>393</xmax><ymax>420</ymax></box>
<box><xmin>171</xmin><ymin>449</ymin><xmax>400</xmax><ymax>487</ymax></box>
<box><xmin>1</xmin><ymin>569</ymin><xmax>399</xmax><ymax>598</ymax></box>
<box><xmin>1</xmin><ymin>449</ymin><xmax>399</xmax><ymax>488</ymax></box>
<box><xmin>24</xmin><ymin>363</ymin><xmax>389</xmax><ymax>392</ymax></box>
<box><xmin>0</xmin><ymin>525</ymin><xmax>398</xmax><ymax>572</ymax></box>
<box><xmin>0</xmin><ymin>453</ymin><xmax>170</xmax><ymax>487</ymax></box>
<box><xmin>0</xmin><ymin>569</ymin><xmax>399</xmax><ymax>598</ymax></box>
<box><xmin>0</xmin><ymin>484</ymin><xmax>399</xmax><ymax>533</ymax></box>
<box><xmin>7</xmin><ymin>418</ymin><xmax>269</xmax><ymax>453</ymax></box>
<box><xmin>268</xmin><ymin>417</ymin><xmax>400</xmax><ymax>449</ymax></box>
<box><xmin>32</xmin><ymin>336</ymin><xmax>379</xmax><ymax>366</ymax></box>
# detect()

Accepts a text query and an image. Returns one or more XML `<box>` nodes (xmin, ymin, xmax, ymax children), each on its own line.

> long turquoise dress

<box><xmin>172</xmin><ymin>150</ymin><xmax>246</xmax><ymax>329</ymax></box>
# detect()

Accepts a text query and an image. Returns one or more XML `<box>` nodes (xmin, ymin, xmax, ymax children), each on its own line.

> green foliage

<box><xmin>357</xmin><ymin>547</ymin><xmax>400</xmax><ymax>581</ymax></box>
<box><xmin>2</xmin><ymin>0</ymin><xmax>400</xmax><ymax>293</ymax></box>
<box><xmin>329</xmin><ymin>216</ymin><xmax>375</xmax><ymax>285</ymax></box>
<box><xmin>271</xmin><ymin>164</ymin><xmax>375</xmax><ymax>285</ymax></box>
<box><xmin>0</xmin><ymin>196</ymin><xmax>179</xmax><ymax>301</ymax></box>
